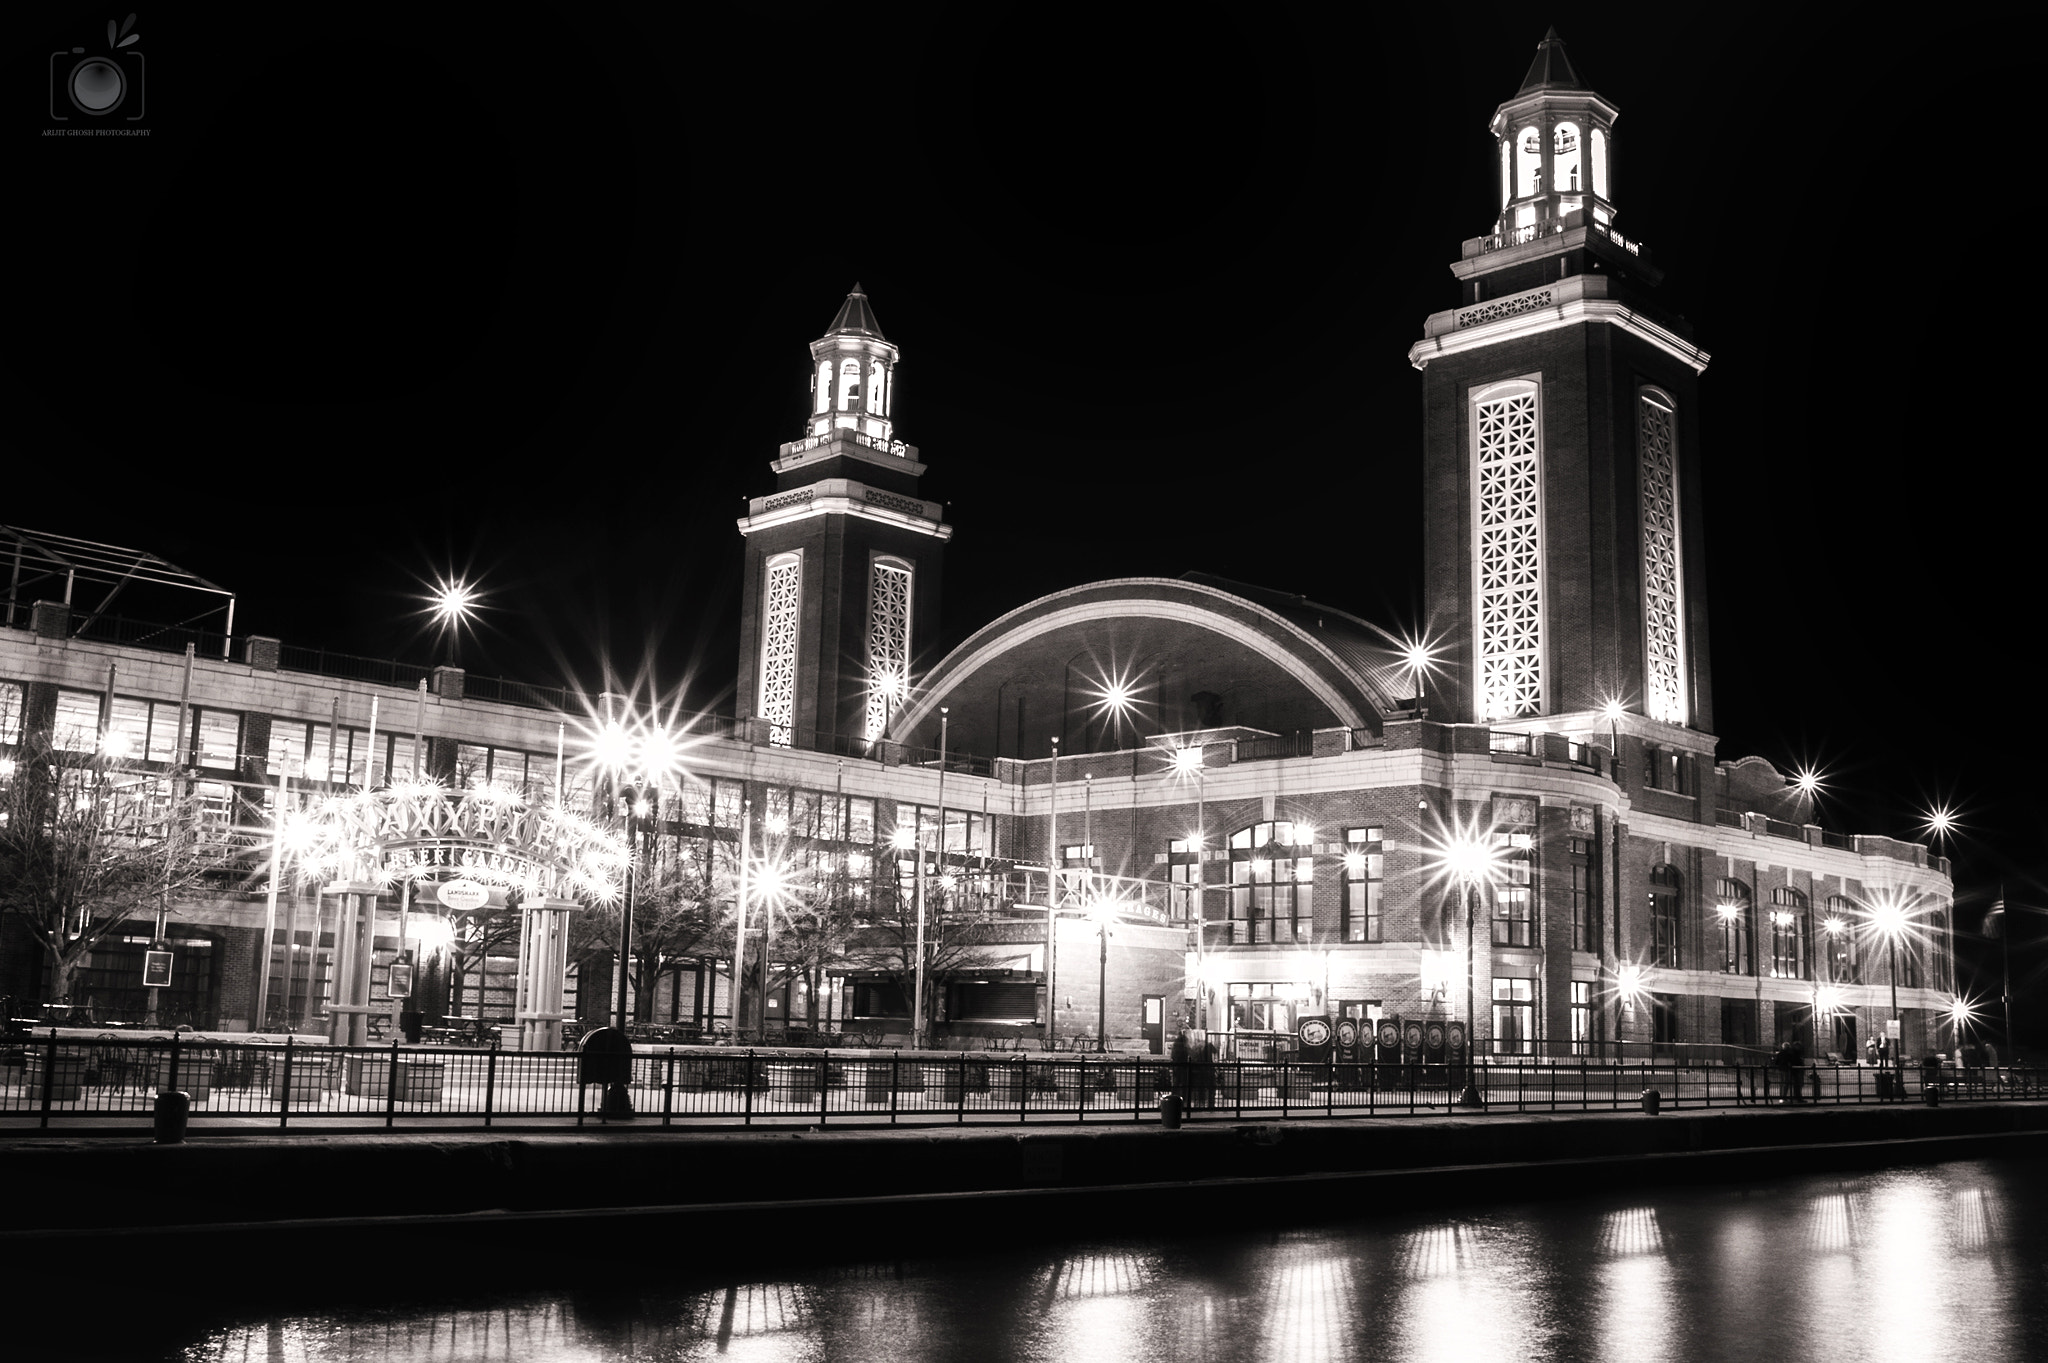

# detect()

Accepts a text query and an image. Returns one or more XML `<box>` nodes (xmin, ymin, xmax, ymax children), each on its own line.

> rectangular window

<box><xmin>1491</xmin><ymin>833</ymin><xmax>1535</xmax><ymax>946</ymax></box>
<box><xmin>53</xmin><ymin>689</ymin><xmax>101</xmax><ymax>752</ymax></box>
<box><xmin>102</xmin><ymin>696</ymin><xmax>148</xmax><ymax>760</ymax></box>
<box><xmin>1342</xmin><ymin>827</ymin><xmax>1384</xmax><ymax>943</ymax></box>
<box><xmin>146</xmin><ymin>701</ymin><xmax>185</xmax><ymax>764</ymax></box>
<box><xmin>1649</xmin><ymin>869</ymin><xmax>1682</xmax><ymax>969</ymax></box>
<box><xmin>0</xmin><ymin>682</ymin><xmax>23</xmax><ymax>744</ymax></box>
<box><xmin>1229</xmin><ymin>824</ymin><xmax>1312</xmax><ymax>945</ymax></box>
<box><xmin>194</xmin><ymin>709</ymin><xmax>240</xmax><ymax>768</ymax></box>
<box><xmin>848</xmin><ymin>797</ymin><xmax>874</xmax><ymax>844</ymax></box>
<box><xmin>714</xmin><ymin>779</ymin><xmax>743</xmax><ymax>830</ymax></box>
<box><xmin>1570</xmin><ymin>980</ymin><xmax>1596</xmax><ymax>1055</ymax></box>
<box><xmin>1492</xmin><ymin>977</ymin><xmax>1535</xmax><ymax>1055</ymax></box>
<box><xmin>676</xmin><ymin>783</ymin><xmax>712</xmax><ymax>826</ymax></box>
<box><xmin>455</xmin><ymin>742</ymin><xmax>491</xmax><ymax>787</ymax></box>
<box><xmin>1769</xmin><ymin>889</ymin><xmax>1809</xmax><ymax>981</ymax></box>
<box><xmin>1568</xmin><ymin>837</ymin><xmax>1597</xmax><ymax>952</ymax></box>
<box><xmin>1716</xmin><ymin>879</ymin><xmax>1753</xmax><ymax>975</ymax></box>
<box><xmin>268</xmin><ymin>719</ymin><xmax>306</xmax><ymax>775</ymax></box>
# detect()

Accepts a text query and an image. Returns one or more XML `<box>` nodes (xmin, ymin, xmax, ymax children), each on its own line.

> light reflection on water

<box><xmin>175</xmin><ymin>1159</ymin><xmax>2046</xmax><ymax>1363</ymax></box>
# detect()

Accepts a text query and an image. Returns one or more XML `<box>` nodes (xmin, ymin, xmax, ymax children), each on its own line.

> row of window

<box><xmin>1647</xmin><ymin>871</ymin><xmax>1928</xmax><ymax>986</ymax></box>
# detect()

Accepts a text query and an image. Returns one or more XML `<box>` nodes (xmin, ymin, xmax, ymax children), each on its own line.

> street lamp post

<box><xmin>1170</xmin><ymin>746</ymin><xmax>1210</xmax><ymax>1032</ymax></box>
<box><xmin>1046</xmin><ymin>737</ymin><xmax>1060</xmax><ymax>1050</ymax></box>
<box><xmin>1437</xmin><ymin>827</ymin><xmax>1501</xmax><ymax>1110</ymax></box>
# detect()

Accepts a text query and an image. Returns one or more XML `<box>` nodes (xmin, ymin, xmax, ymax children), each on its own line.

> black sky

<box><xmin>10</xmin><ymin>3</ymin><xmax>2045</xmax><ymax>1018</ymax></box>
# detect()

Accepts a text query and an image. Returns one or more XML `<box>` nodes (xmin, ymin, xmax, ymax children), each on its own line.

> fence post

<box><xmin>1133</xmin><ymin>1058</ymin><xmax>1143</xmax><ymax>1123</ymax></box>
<box><xmin>1280</xmin><ymin>1060</ymin><xmax>1290</xmax><ymax>1121</ymax></box>
<box><xmin>386</xmin><ymin>1039</ymin><xmax>400</xmax><ymax>1128</ymax></box>
<box><xmin>817</xmin><ymin>1056</ymin><xmax>828</xmax><ymax>1128</ymax></box>
<box><xmin>279</xmin><ymin>1036</ymin><xmax>294</xmax><ymax>1131</ymax></box>
<box><xmin>167</xmin><ymin>1033</ymin><xmax>182</xmax><ymax>1095</ymax></box>
<box><xmin>1237</xmin><ymin>1060</ymin><xmax>1245</xmax><ymax>1121</ymax></box>
<box><xmin>1077</xmin><ymin>1058</ymin><xmax>1086</xmax><ymax>1124</ymax></box>
<box><xmin>957</xmin><ymin>1055</ymin><xmax>968</xmax><ymax>1126</ymax></box>
<box><xmin>1019</xmin><ymin>1060</ymin><xmax>1029</xmax><ymax>1124</ymax></box>
<box><xmin>576</xmin><ymin>1062</ymin><xmax>587</xmax><ymax>1128</ymax></box>
<box><xmin>484</xmin><ymin>1048</ymin><xmax>498</xmax><ymax>1129</ymax></box>
<box><xmin>660</xmin><ymin>1050</ymin><xmax>673</xmax><ymax>1128</ymax></box>
<box><xmin>743</xmin><ymin>1050</ymin><xmax>756</xmax><ymax>1127</ymax></box>
<box><xmin>39</xmin><ymin>1030</ymin><xmax>58</xmax><ymax>1130</ymax></box>
<box><xmin>889</xmin><ymin>1055</ymin><xmax>899</xmax><ymax>1126</ymax></box>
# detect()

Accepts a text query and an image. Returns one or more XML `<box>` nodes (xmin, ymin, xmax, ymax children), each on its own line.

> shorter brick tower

<box><xmin>736</xmin><ymin>287</ymin><xmax>951</xmax><ymax>746</ymax></box>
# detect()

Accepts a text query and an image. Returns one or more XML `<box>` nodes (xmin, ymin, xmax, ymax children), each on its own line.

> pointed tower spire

<box><xmin>1517</xmin><ymin>28</ymin><xmax>1584</xmax><ymax>93</ymax></box>
<box><xmin>826</xmin><ymin>283</ymin><xmax>887</xmax><ymax>341</ymax></box>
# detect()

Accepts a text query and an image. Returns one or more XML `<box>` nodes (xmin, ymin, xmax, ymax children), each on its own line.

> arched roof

<box><xmin>893</xmin><ymin>576</ymin><xmax>1407</xmax><ymax>757</ymax></box>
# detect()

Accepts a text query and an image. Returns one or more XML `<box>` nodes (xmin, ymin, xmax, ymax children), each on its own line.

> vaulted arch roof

<box><xmin>892</xmin><ymin>577</ymin><xmax>1406</xmax><ymax>757</ymax></box>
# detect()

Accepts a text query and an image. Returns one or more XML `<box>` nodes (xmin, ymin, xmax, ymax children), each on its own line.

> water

<box><xmin>145</xmin><ymin>1158</ymin><xmax>2048</xmax><ymax>1361</ymax></box>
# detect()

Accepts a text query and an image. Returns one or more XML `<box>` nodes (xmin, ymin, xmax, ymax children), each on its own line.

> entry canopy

<box><xmin>291</xmin><ymin>780</ymin><xmax>629</xmax><ymax>904</ymax></box>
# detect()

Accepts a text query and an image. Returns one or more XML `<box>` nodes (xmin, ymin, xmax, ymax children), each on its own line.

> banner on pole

<box><xmin>142</xmin><ymin>950</ymin><xmax>173</xmax><ymax>988</ymax></box>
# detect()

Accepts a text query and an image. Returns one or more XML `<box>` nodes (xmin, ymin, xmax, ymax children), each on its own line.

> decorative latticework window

<box><xmin>759</xmin><ymin>554</ymin><xmax>801</xmax><ymax>748</ymax></box>
<box><xmin>863</xmin><ymin>560</ymin><xmax>913</xmax><ymax>742</ymax></box>
<box><xmin>1474</xmin><ymin>388</ymin><xmax>1544</xmax><ymax>720</ymax></box>
<box><xmin>1639</xmin><ymin>392</ymin><xmax>1687</xmax><ymax>725</ymax></box>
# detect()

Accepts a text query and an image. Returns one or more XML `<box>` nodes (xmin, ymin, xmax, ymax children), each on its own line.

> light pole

<box><xmin>1094</xmin><ymin>893</ymin><xmax>1113</xmax><ymax>1053</ymax></box>
<box><xmin>1046</xmin><ymin>736</ymin><xmax>1060</xmax><ymax>1050</ymax></box>
<box><xmin>1867</xmin><ymin>891</ymin><xmax>1912</xmax><ymax>1069</ymax></box>
<box><xmin>1437</xmin><ymin>826</ymin><xmax>1503</xmax><ymax>1109</ymax></box>
<box><xmin>1169</xmin><ymin>744</ymin><xmax>1209</xmax><ymax>1031</ymax></box>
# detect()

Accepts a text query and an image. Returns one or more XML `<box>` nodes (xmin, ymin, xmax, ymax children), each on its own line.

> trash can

<box><xmin>1159</xmin><ymin>1092</ymin><xmax>1183</xmax><ymax>1129</ymax></box>
<box><xmin>1640</xmin><ymin>1088</ymin><xmax>1662</xmax><ymax>1115</ymax></box>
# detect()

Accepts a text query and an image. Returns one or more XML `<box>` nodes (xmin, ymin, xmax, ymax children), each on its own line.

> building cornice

<box><xmin>737</xmin><ymin>480</ymin><xmax>953</xmax><ymax>541</ymax></box>
<box><xmin>1409</xmin><ymin>293</ymin><xmax>1710</xmax><ymax>374</ymax></box>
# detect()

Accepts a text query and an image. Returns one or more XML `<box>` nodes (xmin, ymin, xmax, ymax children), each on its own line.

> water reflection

<box><xmin>169</xmin><ymin>1158</ymin><xmax>2046</xmax><ymax>1363</ymax></box>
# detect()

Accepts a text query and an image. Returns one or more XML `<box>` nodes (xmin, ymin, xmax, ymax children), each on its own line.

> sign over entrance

<box><xmin>436</xmin><ymin>878</ymin><xmax>491</xmax><ymax>912</ymax></box>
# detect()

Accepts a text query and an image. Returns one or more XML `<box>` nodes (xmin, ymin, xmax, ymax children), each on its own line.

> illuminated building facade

<box><xmin>0</xmin><ymin>34</ymin><xmax>1956</xmax><ymax>1062</ymax></box>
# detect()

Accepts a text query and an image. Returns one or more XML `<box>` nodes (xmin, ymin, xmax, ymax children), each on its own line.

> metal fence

<box><xmin>3</xmin><ymin>1033</ymin><xmax>2041</xmax><ymax>1132</ymax></box>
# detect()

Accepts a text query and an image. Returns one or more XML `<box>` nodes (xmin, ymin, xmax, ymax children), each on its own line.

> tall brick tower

<box><xmin>736</xmin><ymin>287</ymin><xmax>951</xmax><ymax>746</ymax></box>
<box><xmin>1410</xmin><ymin>31</ymin><xmax>1713</xmax><ymax>743</ymax></box>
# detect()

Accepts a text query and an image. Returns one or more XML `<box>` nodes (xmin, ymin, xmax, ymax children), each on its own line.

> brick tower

<box><xmin>1410</xmin><ymin>30</ymin><xmax>1713</xmax><ymax>742</ymax></box>
<box><xmin>736</xmin><ymin>287</ymin><xmax>951</xmax><ymax>746</ymax></box>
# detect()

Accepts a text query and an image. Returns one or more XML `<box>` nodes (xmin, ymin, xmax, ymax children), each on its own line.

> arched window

<box><xmin>1715</xmin><ymin>878</ymin><xmax>1753</xmax><ymax>975</ymax></box>
<box><xmin>1471</xmin><ymin>380</ymin><xmax>1545</xmax><ymax>720</ymax></box>
<box><xmin>1649</xmin><ymin>866</ymin><xmax>1682</xmax><ymax>968</ymax></box>
<box><xmin>1821</xmin><ymin>895</ymin><xmax>1860</xmax><ymax>982</ymax></box>
<box><xmin>1516</xmin><ymin>125</ymin><xmax>1543</xmax><ymax>199</ymax></box>
<box><xmin>1638</xmin><ymin>388</ymin><xmax>1686</xmax><ymax>725</ymax></box>
<box><xmin>837</xmin><ymin>358</ymin><xmax>862</xmax><ymax>412</ymax></box>
<box><xmin>1500</xmin><ymin>138</ymin><xmax>1512</xmax><ymax>210</ymax></box>
<box><xmin>1229</xmin><ymin>821</ymin><xmax>1314</xmax><ymax>945</ymax></box>
<box><xmin>1553</xmin><ymin>122</ymin><xmax>1582</xmax><ymax>196</ymax></box>
<box><xmin>1590</xmin><ymin>128</ymin><xmax>1610</xmax><ymax>200</ymax></box>
<box><xmin>1770</xmin><ymin>887</ymin><xmax>1810</xmax><ymax>980</ymax></box>
<box><xmin>868</xmin><ymin>361</ymin><xmax>887</xmax><ymax>414</ymax></box>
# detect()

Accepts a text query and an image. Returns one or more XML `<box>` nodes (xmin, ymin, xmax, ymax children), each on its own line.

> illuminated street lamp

<box><xmin>1866</xmin><ymin>890</ymin><xmax>1913</xmax><ymax>1067</ymax></box>
<box><xmin>1431</xmin><ymin>821</ymin><xmax>1505</xmax><ymax>1108</ymax></box>
<box><xmin>1168</xmin><ymin>743</ymin><xmax>1210</xmax><ymax>1030</ymax></box>
<box><xmin>428</xmin><ymin>577</ymin><xmax>479</xmax><ymax>667</ymax></box>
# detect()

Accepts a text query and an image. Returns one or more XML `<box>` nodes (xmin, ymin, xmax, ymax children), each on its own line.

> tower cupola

<box><xmin>807</xmin><ymin>284</ymin><xmax>900</xmax><ymax>443</ymax></box>
<box><xmin>1491</xmin><ymin>30</ymin><xmax>1619</xmax><ymax>241</ymax></box>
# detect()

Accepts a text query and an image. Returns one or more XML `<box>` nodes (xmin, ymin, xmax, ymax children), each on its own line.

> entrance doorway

<box><xmin>1142</xmin><ymin>994</ymin><xmax>1165</xmax><ymax>1054</ymax></box>
<box><xmin>1832</xmin><ymin>1012</ymin><xmax>1858</xmax><ymax>1062</ymax></box>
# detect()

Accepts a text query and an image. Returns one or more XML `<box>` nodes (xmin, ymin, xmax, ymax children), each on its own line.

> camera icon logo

<box><xmin>51</xmin><ymin>14</ymin><xmax>144</xmax><ymax>121</ymax></box>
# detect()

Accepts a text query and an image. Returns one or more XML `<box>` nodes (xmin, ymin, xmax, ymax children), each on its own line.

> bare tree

<box><xmin>843</xmin><ymin>868</ymin><xmax>1007</xmax><ymax>1036</ymax></box>
<box><xmin>0</xmin><ymin>734</ymin><xmax>236</xmax><ymax>1013</ymax></box>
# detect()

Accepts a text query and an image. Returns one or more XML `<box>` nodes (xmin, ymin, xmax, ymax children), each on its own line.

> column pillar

<box><xmin>515</xmin><ymin>897</ymin><xmax>582</xmax><ymax>1051</ymax></box>
<box><xmin>325</xmin><ymin>881</ymin><xmax>382</xmax><ymax>1047</ymax></box>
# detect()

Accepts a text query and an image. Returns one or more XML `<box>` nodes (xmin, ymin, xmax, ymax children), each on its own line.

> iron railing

<box><xmin>2</xmin><ymin>1032</ymin><xmax>2035</xmax><ymax>1132</ymax></box>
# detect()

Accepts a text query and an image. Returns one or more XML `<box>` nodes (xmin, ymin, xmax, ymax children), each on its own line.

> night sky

<box><xmin>10</xmin><ymin>5</ymin><xmax>2043</xmax><ymax>1023</ymax></box>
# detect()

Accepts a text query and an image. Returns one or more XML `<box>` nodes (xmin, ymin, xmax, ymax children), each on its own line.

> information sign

<box><xmin>387</xmin><ymin>962</ymin><xmax>414</xmax><ymax>999</ymax></box>
<box><xmin>437</xmin><ymin>878</ymin><xmax>491</xmax><ymax>912</ymax></box>
<box><xmin>142</xmin><ymin>950</ymin><xmax>174</xmax><ymax>988</ymax></box>
<box><xmin>1886</xmin><ymin>1018</ymin><xmax>1902</xmax><ymax>1041</ymax></box>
